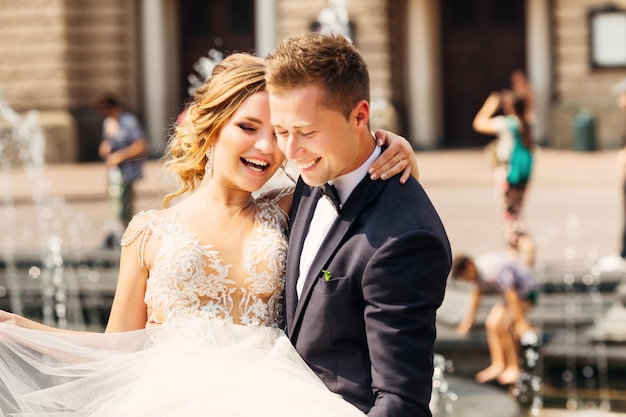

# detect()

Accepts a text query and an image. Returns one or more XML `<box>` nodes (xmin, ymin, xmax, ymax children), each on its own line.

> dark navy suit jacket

<box><xmin>285</xmin><ymin>172</ymin><xmax>452</xmax><ymax>417</ymax></box>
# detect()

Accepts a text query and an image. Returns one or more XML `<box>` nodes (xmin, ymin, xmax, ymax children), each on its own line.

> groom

<box><xmin>266</xmin><ymin>33</ymin><xmax>452</xmax><ymax>417</ymax></box>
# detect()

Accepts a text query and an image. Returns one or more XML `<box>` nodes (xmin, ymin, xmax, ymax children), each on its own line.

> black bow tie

<box><xmin>318</xmin><ymin>183</ymin><xmax>341</xmax><ymax>212</ymax></box>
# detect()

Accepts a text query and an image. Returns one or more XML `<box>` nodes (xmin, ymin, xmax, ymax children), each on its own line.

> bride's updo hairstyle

<box><xmin>162</xmin><ymin>53</ymin><xmax>267</xmax><ymax>207</ymax></box>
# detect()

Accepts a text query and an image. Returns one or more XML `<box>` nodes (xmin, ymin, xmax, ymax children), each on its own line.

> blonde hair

<box><xmin>265</xmin><ymin>33</ymin><xmax>369</xmax><ymax>119</ymax></box>
<box><xmin>162</xmin><ymin>53</ymin><xmax>266</xmax><ymax>207</ymax></box>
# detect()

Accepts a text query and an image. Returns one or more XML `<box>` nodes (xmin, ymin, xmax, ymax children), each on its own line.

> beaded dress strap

<box><xmin>120</xmin><ymin>210</ymin><xmax>156</xmax><ymax>269</ymax></box>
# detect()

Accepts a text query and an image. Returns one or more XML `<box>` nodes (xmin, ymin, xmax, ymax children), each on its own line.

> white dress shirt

<box><xmin>296</xmin><ymin>144</ymin><xmax>382</xmax><ymax>298</ymax></box>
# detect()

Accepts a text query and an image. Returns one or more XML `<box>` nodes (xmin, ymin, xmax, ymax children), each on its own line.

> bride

<box><xmin>0</xmin><ymin>53</ymin><xmax>417</xmax><ymax>416</ymax></box>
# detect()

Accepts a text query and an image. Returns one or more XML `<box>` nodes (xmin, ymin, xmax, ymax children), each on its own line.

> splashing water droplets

<box><xmin>0</xmin><ymin>94</ymin><xmax>96</xmax><ymax>329</ymax></box>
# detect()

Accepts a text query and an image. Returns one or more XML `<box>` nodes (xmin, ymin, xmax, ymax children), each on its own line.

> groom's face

<box><xmin>270</xmin><ymin>85</ymin><xmax>362</xmax><ymax>187</ymax></box>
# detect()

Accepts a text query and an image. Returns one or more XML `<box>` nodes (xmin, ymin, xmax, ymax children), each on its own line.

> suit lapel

<box><xmin>290</xmin><ymin>176</ymin><xmax>387</xmax><ymax>339</ymax></box>
<box><xmin>285</xmin><ymin>182</ymin><xmax>317</xmax><ymax>336</ymax></box>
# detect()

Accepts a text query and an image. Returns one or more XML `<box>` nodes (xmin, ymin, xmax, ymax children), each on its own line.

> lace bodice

<box><xmin>121</xmin><ymin>192</ymin><xmax>290</xmax><ymax>329</ymax></box>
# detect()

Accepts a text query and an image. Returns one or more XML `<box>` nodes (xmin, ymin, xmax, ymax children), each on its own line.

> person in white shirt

<box><xmin>452</xmin><ymin>251</ymin><xmax>538</xmax><ymax>385</ymax></box>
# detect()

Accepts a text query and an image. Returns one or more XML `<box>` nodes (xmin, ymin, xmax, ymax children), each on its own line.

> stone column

<box><xmin>406</xmin><ymin>0</ymin><xmax>442</xmax><ymax>149</ymax></box>
<box><xmin>255</xmin><ymin>0</ymin><xmax>277</xmax><ymax>58</ymax></box>
<box><xmin>526</xmin><ymin>0</ymin><xmax>552</xmax><ymax>145</ymax></box>
<box><xmin>139</xmin><ymin>0</ymin><xmax>180</xmax><ymax>155</ymax></box>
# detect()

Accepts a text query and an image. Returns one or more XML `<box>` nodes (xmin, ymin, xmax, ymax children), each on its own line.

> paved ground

<box><xmin>421</xmin><ymin>147</ymin><xmax>624</xmax><ymax>269</ymax></box>
<box><xmin>3</xmin><ymin>147</ymin><xmax>626</xmax><ymax>417</ymax></box>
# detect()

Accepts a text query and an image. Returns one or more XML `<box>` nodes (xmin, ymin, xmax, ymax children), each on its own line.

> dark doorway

<box><xmin>178</xmin><ymin>0</ymin><xmax>256</xmax><ymax>103</ymax></box>
<box><xmin>441</xmin><ymin>0</ymin><xmax>526</xmax><ymax>148</ymax></box>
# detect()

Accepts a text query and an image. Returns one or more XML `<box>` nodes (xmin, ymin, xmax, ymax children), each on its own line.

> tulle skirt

<box><xmin>0</xmin><ymin>320</ymin><xmax>366</xmax><ymax>416</ymax></box>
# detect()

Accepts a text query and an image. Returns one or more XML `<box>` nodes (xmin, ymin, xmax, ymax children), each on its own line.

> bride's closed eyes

<box><xmin>238</xmin><ymin>123</ymin><xmax>257</xmax><ymax>132</ymax></box>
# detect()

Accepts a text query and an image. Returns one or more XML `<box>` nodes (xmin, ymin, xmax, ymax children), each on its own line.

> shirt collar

<box><xmin>329</xmin><ymin>143</ymin><xmax>381</xmax><ymax>205</ymax></box>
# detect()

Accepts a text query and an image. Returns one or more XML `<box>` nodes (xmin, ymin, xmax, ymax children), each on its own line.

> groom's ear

<box><xmin>352</xmin><ymin>100</ymin><xmax>369</xmax><ymax>129</ymax></box>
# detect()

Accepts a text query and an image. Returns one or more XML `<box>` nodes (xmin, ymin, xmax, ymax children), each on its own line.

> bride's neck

<box><xmin>196</xmin><ymin>183</ymin><xmax>254</xmax><ymax>211</ymax></box>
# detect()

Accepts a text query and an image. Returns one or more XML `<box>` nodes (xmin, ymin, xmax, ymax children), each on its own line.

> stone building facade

<box><xmin>0</xmin><ymin>0</ymin><xmax>140</xmax><ymax>162</ymax></box>
<box><xmin>1</xmin><ymin>0</ymin><xmax>626</xmax><ymax>162</ymax></box>
<box><xmin>551</xmin><ymin>0</ymin><xmax>626</xmax><ymax>148</ymax></box>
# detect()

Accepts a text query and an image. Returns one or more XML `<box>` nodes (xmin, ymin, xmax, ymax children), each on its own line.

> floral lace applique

<box><xmin>121</xmin><ymin>192</ymin><xmax>290</xmax><ymax>328</ymax></box>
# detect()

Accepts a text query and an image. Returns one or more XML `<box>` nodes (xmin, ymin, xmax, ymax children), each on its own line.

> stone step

<box><xmin>438</xmin><ymin>284</ymin><xmax>618</xmax><ymax>333</ymax></box>
<box><xmin>435</xmin><ymin>271</ymin><xmax>626</xmax><ymax>413</ymax></box>
<box><xmin>535</xmin><ymin>269</ymin><xmax>624</xmax><ymax>295</ymax></box>
<box><xmin>1</xmin><ymin>251</ymin><xmax>623</xmax><ymax>281</ymax></box>
<box><xmin>0</xmin><ymin>274</ymin><xmax>617</xmax><ymax>333</ymax></box>
<box><xmin>0</xmin><ymin>258</ymin><xmax>621</xmax><ymax>330</ymax></box>
<box><xmin>436</xmin><ymin>330</ymin><xmax>626</xmax><ymax>413</ymax></box>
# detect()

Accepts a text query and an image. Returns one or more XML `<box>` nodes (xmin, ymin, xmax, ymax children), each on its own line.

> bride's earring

<box><xmin>205</xmin><ymin>146</ymin><xmax>213</xmax><ymax>177</ymax></box>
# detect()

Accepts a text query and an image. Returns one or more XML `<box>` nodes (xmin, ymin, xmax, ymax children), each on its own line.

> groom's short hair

<box><xmin>265</xmin><ymin>33</ymin><xmax>370</xmax><ymax>119</ymax></box>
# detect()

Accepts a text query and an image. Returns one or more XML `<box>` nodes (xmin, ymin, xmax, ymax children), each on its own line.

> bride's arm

<box><xmin>369</xmin><ymin>130</ymin><xmax>419</xmax><ymax>184</ymax></box>
<box><xmin>0</xmin><ymin>310</ymin><xmax>84</xmax><ymax>332</ymax></box>
<box><xmin>105</xmin><ymin>218</ymin><xmax>150</xmax><ymax>333</ymax></box>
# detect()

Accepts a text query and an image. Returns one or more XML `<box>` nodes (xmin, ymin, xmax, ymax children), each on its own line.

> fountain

<box><xmin>0</xmin><ymin>94</ymin><xmax>105</xmax><ymax>330</ymax></box>
<box><xmin>533</xmin><ymin>214</ymin><xmax>623</xmax><ymax>415</ymax></box>
<box><xmin>431</xmin><ymin>353</ymin><xmax>458</xmax><ymax>417</ymax></box>
<box><xmin>435</xmin><ymin>209</ymin><xmax>626</xmax><ymax>416</ymax></box>
<box><xmin>187</xmin><ymin>48</ymin><xmax>225</xmax><ymax>97</ymax></box>
<box><xmin>312</xmin><ymin>0</ymin><xmax>353</xmax><ymax>40</ymax></box>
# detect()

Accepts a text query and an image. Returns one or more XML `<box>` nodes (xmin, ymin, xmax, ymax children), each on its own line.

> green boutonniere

<box><xmin>322</xmin><ymin>269</ymin><xmax>332</xmax><ymax>281</ymax></box>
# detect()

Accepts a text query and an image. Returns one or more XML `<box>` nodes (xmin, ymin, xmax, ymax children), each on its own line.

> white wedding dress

<box><xmin>0</xmin><ymin>193</ymin><xmax>365</xmax><ymax>416</ymax></box>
